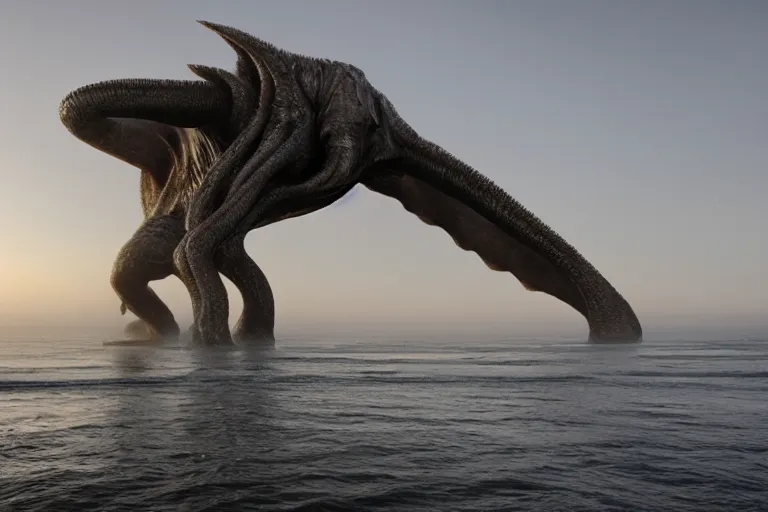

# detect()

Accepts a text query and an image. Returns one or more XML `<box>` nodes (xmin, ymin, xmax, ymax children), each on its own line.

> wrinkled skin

<box><xmin>112</xmin><ymin>211</ymin><xmax>275</xmax><ymax>345</ymax></box>
<box><xmin>63</xmin><ymin>100</ymin><xmax>275</xmax><ymax>345</ymax></box>
<box><xmin>61</xmin><ymin>21</ymin><xmax>642</xmax><ymax>346</ymax></box>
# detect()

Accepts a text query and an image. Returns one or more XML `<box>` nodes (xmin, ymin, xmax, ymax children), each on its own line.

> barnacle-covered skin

<box><xmin>61</xmin><ymin>21</ymin><xmax>642</xmax><ymax>346</ymax></box>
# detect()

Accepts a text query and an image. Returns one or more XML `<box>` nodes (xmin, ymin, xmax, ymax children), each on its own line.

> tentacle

<box><xmin>113</xmin><ymin>218</ymin><xmax>274</xmax><ymax>345</ymax></box>
<box><xmin>172</xmin><ymin>243</ymin><xmax>204</xmax><ymax>342</ymax></box>
<box><xmin>182</xmin><ymin>83</ymin><xmax>274</xmax><ymax>232</ymax></box>
<box><xmin>182</xmin><ymin>123</ymin><xmax>312</xmax><ymax>345</ymax></box>
<box><xmin>364</xmin><ymin>113</ymin><xmax>642</xmax><ymax>342</ymax></box>
<box><xmin>234</xmin><ymin>46</ymin><xmax>262</xmax><ymax>89</ymax></box>
<box><xmin>225</xmin><ymin>66</ymin><xmax>379</xmax><ymax>234</ymax></box>
<box><xmin>173</xmin><ymin>234</ymin><xmax>276</xmax><ymax>346</ymax></box>
<box><xmin>194</xmin><ymin>21</ymin><xmax>312</xmax><ymax>194</ymax></box>
<box><xmin>174</xmin><ymin>122</ymin><xmax>294</xmax><ymax>343</ymax></box>
<box><xmin>176</xmin><ymin>23</ymin><xmax>314</xmax><ymax>303</ymax></box>
<box><xmin>60</xmin><ymin>79</ymin><xmax>229</xmax><ymax>173</ymax></box>
<box><xmin>238</xmin><ymin>137</ymin><xmax>363</xmax><ymax>233</ymax></box>
<box><xmin>215</xmin><ymin>235</ymin><xmax>275</xmax><ymax>343</ymax></box>
<box><xmin>172</xmin><ymin>121</ymin><xmax>294</xmax><ymax>337</ymax></box>
<box><xmin>197</xmin><ymin>21</ymin><xmax>295</xmax><ymax>92</ymax></box>
<box><xmin>187</xmin><ymin>64</ymin><xmax>257</xmax><ymax>139</ymax></box>
<box><xmin>184</xmin><ymin>21</ymin><xmax>285</xmax><ymax>232</ymax></box>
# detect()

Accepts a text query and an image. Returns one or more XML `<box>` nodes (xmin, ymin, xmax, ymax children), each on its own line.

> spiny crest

<box><xmin>198</xmin><ymin>21</ymin><xmax>292</xmax><ymax>80</ymax></box>
<box><xmin>198</xmin><ymin>20</ymin><xmax>330</xmax><ymax>66</ymax></box>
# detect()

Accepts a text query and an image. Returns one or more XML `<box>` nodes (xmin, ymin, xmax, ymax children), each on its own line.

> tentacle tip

<box><xmin>186</xmin><ymin>63</ymin><xmax>208</xmax><ymax>81</ymax></box>
<box><xmin>197</xmin><ymin>20</ymin><xmax>225</xmax><ymax>32</ymax></box>
<box><xmin>196</xmin><ymin>20</ymin><xmax>238</xmax><ymax>45</ymax></box>
<box><xmin>196</xmin><ymin>20</ymin><xmax>249</xmax><ymax>46</ymax></box>
<box><xmin>186</xmin><ymin>63</ymin><xmax>226</xmax><ymax>83</ymax></box>
<box><xmin>186</xmin><ymin>63</ymin><xmax>210</xmax><ymax>73</ymax></box>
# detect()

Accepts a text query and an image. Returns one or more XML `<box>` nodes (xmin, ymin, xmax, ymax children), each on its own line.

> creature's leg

<box><xmin>215</xmin><ymin>235</ymin><xmax>275</xmax><ymax>343</ymax></box>
<box><xmin>111</xmin><ymin>215</ymin><xmax>186</xmax><ymax>340</ymax></box>
<box><xmin>212</xmin><ymin>135</ymin><xmax>365</xmax><ymax>345</ymax></box>
<box><xmin>176</xmin><ymin>123</ymin><xmax>310</xmax><ymax>345</ymax></box>
<box><xmin>174</xmin><ymin>239</ymin><xmax>275</xmax><ymax>345</ymax></box>
<box><xmin>171</xmin><ymin>244</ymin><xmax>209</xmax><ymax>344</ymax></box>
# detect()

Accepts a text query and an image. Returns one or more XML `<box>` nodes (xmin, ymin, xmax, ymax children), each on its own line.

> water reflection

<box><xmin>113</xmin><ymin>347</ymin><xmax>153</xmax><ymax>376</ymax></box>
<box><xmin>106</xmin><ymin>344</ymin><xmax>284</xmax><ymax>503</ymax></box>
<box><xmin>3</xmin><ymin>334</ymin><xmax>767</xmax><ymax>510</ymax></box>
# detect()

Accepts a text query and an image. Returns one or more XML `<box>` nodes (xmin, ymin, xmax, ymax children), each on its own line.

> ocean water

<box><xmin>0</xmin><ymin>329</ymin><xmax>766</xmax><ymax>511</ymax></box>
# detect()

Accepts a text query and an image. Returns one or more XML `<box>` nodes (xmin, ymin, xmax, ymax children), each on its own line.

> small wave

<box><xmin>616</xmin><ymin>370</ymin><xmax>768</xmax><ymax>379</ymax></box>
<box><xmin>0</xmin><ymin>375</ymin><xmax>188</xmax><ymax>391</ymax></box>
<box><xmin>269</xmin><ymin>374</ymin><xmax>595</xmax><ymax>386</ymax></box>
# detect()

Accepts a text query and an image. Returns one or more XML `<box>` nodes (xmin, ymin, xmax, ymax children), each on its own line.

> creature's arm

<box><xmin>59</xmin><ymin>79</ymin><xmax>228</xmax><ymax>176</ymax></box>
<box><xmin>359</xmin><ymin>114</ymin><xmax>642</xmax><ymax>342</ymax></box>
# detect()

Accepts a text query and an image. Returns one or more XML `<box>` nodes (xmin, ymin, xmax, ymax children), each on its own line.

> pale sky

<box><xmin>0</xmin><ymin>1</ymin><xmax>766</xmax><ymax>337</ymax></box>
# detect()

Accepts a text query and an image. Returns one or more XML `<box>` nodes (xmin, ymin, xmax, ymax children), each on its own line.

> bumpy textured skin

<box><xmin>60</xmin><ymin>21</ymin><xmax>642</xmax><ymax>345</ymax></box>
<box><xmin>60</xmin><ymin>82</ymin><xmax>275</xmax><ymax>344</ymax></box>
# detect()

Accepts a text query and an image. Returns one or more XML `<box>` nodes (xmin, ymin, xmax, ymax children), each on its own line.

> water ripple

<box><xmin>0</xmin><ymin>337</ymin><xmax>766</xmax><ymax>510</ymax></box>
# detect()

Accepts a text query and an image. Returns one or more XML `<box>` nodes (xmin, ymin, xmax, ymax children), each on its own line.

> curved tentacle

<box><xmin>237</xmin><ymin>143</ymin><xmax>360</xmax><ymax>234</ymax></box>
<box><xmin>362</xmin><ymin>109</ymin><xmax>642</xmax><ymax>342</ymax></box>
<box><xmin>187</xmin><ymin>64</ymin><xmax>257</xmax><ymax>139</ymax></box>
<box><xmin>233</xmin><ymin>43</ymin><xmax>262</xmax><ymax>90</ymax></box>
<box><xmin>172</xmin><ymin>113</ymin><xmax>287</xmax><ymax>337</ymax></box>
<box><xmin>197</xmin><ymin>21</ymin><xmax>294</xmax><ymax>88</ymax></box>
<box><xmin>180</xmin><ymin>123</ymin><xmax>312</xmax><ymax>344</ymax></box>
<box><xmin>174</xmin><ymin>21</ymin><xmax>320</xmax><ymax>345</ymax></box>
<box><xmin>230</xmin><ymin>65</ymin><xmax>381</xmax><ymax>232</ymax></box>
<box><xmin>215</xmin><ymin>235</ymin><xmax>275</xmax><ymax>343</ymax></box>
<box><xmin>114</xmin><ymin>223</ymin><xmax>276</xmax><ymax>345</ymax></box>
<box><xmin>59</xmin><ymin>79</ymin><xmax>229</xmax><ymax>174</ymax></box>
<box><xmin>194</xmin><ymin>21</ymin><xmax>315</xmax><ymax>196</ymax></box>
<box><xmin>184</xmin><ymin>21</ymin><xmax>283</xmax><ymax>232</ymax></box>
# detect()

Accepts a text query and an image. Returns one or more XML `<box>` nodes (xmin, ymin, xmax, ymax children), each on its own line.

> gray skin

<box><xmin>63</xmin><ymin>85</ymin><xmax>276</xmax><ymax>344</ymax></box>
<box><xmin>60</xmin><ymin>21</ymin><xmax>642</xmax><ymax>346</ymax></box>
<box><xmin>112</xmin><ymin>194</ymin><xmax>275</xmax><ymax>345</ymax></box>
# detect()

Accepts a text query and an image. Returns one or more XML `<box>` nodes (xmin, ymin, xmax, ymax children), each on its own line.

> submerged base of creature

<box><xmin>59</xmin><ymin>21</ymin><xmax>642</xmax><ymax>346</ymax></box>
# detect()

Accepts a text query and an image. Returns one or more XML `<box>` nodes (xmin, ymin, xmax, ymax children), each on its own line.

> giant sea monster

<box><xmin>60</xmin><ymin>22</ymin><xmax>642</xmax><ymax>346</ymax></box>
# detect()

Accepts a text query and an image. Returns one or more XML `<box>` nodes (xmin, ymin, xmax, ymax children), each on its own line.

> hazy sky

<box><xmin>0</xmin><ymin>1</ymin><xmax>765</xmax><ymax>336</ymax></box>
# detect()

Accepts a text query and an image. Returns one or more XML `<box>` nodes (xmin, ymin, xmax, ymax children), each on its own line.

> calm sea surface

<box><xmin>1</xmin><ymin>329</ymin><xmax>766</xmax><ymax>511</ymax></box>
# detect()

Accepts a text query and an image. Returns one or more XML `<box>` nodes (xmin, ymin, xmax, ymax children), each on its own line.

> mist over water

<box><xmin>1</xmin><ymin>327</ymin><xmax>766</xmax><ymax>511</ymax></box>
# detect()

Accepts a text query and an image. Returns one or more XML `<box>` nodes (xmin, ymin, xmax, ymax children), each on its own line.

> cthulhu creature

<box><xmin>60</xmin><ymin>21</ymin><xmax>642</xmax><ymax>346</ymax></box>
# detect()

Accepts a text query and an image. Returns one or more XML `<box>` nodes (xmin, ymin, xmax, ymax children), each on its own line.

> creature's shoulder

<box><xmin>333</xmin><ymin>63</ymin><xmax>385</xmax><ymax>126</ymax></box>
